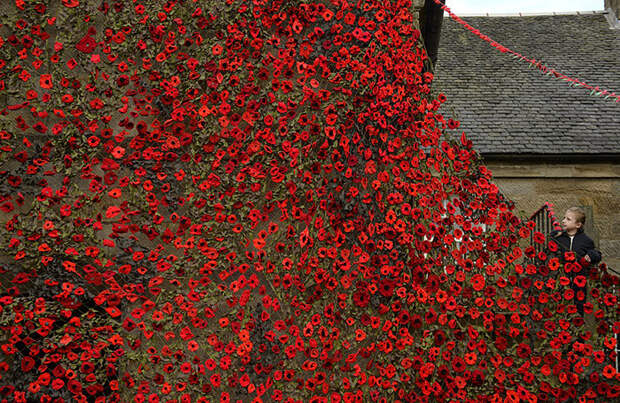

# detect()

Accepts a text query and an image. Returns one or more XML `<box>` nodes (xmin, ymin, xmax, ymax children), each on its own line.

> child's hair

<box><xmin>567</xmin><ymin>206</ymin><xmax>586</xmax><ymax>226</ymax></box>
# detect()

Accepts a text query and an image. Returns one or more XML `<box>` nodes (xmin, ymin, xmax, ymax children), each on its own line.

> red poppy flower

<box><xmin>62</xmin><ymin>0</ymin><xmax>80</xmax><ymax>7</ymax></box>
<box><xmin>111</xmin><ymin>146</ymin><xmax>125</xmax><ymax>158</ymax></box>
<box><xmin>76</xmin><ymin>35</ymin><xmax>97</xmax><ymax>53</ymax></box>
<box><xmin>353</xmin><ymin>289</ymin><xmax>369</xmax><ymax>308</ymax></box>
<box><xmin>602</xmin><ymin>365</ymin><xmax>617</xmax><ymax>379</ymax></box>
<box><xmin>21</xmin><ymin>356</ymin><xmax>35</xmax><ymax>372</ymax></box>
<box><xmin>470</xmin><ymin>274</ymin><xmax>485</xmax><ymax>291</ymax></box>
<box><xmin>39</xmin><ymin>74</ymin><xmax>53</xmax><ymax>89</ymax></box>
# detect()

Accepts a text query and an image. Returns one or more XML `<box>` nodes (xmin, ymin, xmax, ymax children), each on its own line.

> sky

<box><xmin>447</xmin><ymin>0</ymin><xmax>603</xmax><ymax>14</ymax></box>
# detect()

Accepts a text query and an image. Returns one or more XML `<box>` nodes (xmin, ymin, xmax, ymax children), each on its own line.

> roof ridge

<box><xmin>445</xmin><ymin>10</ymin><xmax>606</xmax><ymax>18</ymax></box>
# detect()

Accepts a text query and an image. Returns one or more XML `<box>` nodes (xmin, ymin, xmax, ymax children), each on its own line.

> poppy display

<box><xmin>0</xmin><ymin>1</ymin><xmax>618</xmax><ymax>402</ymax></box>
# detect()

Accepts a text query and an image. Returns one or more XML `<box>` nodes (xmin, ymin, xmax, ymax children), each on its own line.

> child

<box><xmin>549</xmin><ymin>206</ymin><xmax>602</xmax><ymax>316</ymax></box>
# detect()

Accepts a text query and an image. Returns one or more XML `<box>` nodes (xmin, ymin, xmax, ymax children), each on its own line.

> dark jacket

<box><xmin>548</xmin><ymin>228</ymin><xmax>602</xmax><ymax>267</ymax></box>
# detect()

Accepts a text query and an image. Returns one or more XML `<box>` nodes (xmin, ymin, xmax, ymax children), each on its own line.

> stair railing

<box><xmin>529</xmin><ymin>202</ymin><xmax>562</xmax><ymax>256</ymax></box>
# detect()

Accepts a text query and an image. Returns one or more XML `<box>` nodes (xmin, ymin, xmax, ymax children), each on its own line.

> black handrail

<box><xmin>529</xmin><ymin>202</ymin><xmax>562</xmax><ymax>255</ymax></box>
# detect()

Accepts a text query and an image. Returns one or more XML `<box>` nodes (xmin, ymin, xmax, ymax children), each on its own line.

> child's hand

<box><xmin>584</xmin><ymin>255</ymin><xmax>591</xmax><ymax>262</ymax></box>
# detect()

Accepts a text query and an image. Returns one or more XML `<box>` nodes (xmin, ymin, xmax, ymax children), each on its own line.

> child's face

<box><xmin>561</xmin><ymin>211</ymin><xmax>582</xmax><ymax>233</ymax></box>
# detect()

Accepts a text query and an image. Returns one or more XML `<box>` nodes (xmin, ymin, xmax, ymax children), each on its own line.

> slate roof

<box><xmin>433</xmin><ymin>11</ymin><xmax>620</xmax><ymax>155</ymax></box>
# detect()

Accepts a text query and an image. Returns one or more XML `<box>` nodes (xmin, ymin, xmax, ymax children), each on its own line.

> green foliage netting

<box><xmin>0</xmin><ymin>1</ymin><xmax>618</xmax><ymax>402</ymax></box>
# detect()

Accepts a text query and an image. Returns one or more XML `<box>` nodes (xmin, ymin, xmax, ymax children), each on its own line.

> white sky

<box><xmin>447</xmin><ymin>0</ymin><xmax>603</xmax><ymax>14</ymax></box>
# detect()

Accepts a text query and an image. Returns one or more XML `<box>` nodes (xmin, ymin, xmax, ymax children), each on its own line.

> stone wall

<box><xmin>486</xmin><ymin>161</ymin><xmax>620</xmax><ymax>270</ymax></box>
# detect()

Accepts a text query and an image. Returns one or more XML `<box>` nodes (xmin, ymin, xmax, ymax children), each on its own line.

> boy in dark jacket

<box><xmin>549</xmin><ymin>207</ymin><xmax>602</xmax><ymax>316</ymax></box>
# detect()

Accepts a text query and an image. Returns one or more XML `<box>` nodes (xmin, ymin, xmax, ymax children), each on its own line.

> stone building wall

<box><xmin>486</xmin><ymin>161</ymin><xmax>620</xmax><ymax>270</ymax></box>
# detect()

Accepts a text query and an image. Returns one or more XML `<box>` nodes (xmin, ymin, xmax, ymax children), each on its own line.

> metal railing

<box><xmin>529</xmin><ymin>202</ymin><xmax>562</xmax><ymax>255</ymax></box>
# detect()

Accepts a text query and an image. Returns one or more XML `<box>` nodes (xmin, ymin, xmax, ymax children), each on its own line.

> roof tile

<box><xmin>434</xmin><ymin>14</ymin><xmax>620</xmax><ymax>155</ymax></box>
